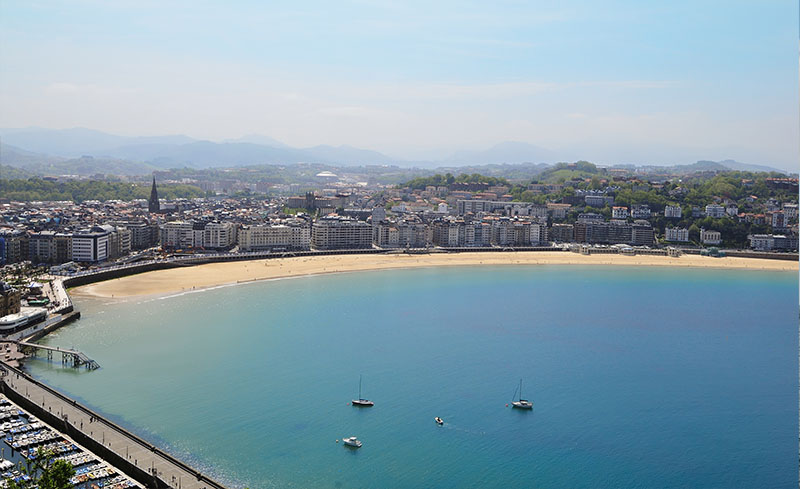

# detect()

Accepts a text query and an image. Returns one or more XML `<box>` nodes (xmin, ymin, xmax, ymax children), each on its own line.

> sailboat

<box><xmin>511</xmin><ymin>379</ymin><xmax>533</xmax><ymax>410</ymax></box>
<box><xmin>351</xmin><ymin>375</ymin><xmax>374</xmax><ymax>407</ymax></box>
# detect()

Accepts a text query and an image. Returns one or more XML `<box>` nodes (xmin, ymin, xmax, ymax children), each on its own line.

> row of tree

<box><xmin>0</xmin><ymin>179</ymin><xmax>207</xmax><ymax>202</ymax></box>
<box><xmin>401</xmin><ymin>173</ymin><xmax>510</xmax><ymax>190</ymax></box>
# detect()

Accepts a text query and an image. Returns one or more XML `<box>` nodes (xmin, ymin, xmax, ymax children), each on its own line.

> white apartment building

<box><xmin>750</xmin><ymin>234</ymin><xmax>774</xmax><ymax>251</ymax></box>
<box><xmin>311</xmin><ymin>216</ymin><xmax>372</xmax><ymax>250</ymax></box>
<box><xmin>203</xmin><ymin>222</ymin><xmax>237</xmax><ymax>250</ymax></box>
<box><xmin>239</xmin><ymin>223</ymin><xmax>310</xmax><ymax>251</ymax></box>
<box><xmin>664</xmin><ymin>205</ymin><xmax>682</xmax><ymax>218</ymax></box>
<box><xmin>72</xmin><ymin>226</ymin><xmax>111</xmax><ymax>262</ymax></box>
<box><xmin>530</xmin><ymin>221</ymin><xmax>548</xmax><ymax>245</ymax></box>
<box><xmin>665</xmin><ymin>227</ymin><xmax>689</xmax><ymax>242</ymax></box>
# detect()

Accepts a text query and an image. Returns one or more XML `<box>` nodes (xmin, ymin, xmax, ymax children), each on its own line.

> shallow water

<box><xmin>27</xmin><ymin>266</ymin><xmax>798</xmax><ymax>488</ymax></box>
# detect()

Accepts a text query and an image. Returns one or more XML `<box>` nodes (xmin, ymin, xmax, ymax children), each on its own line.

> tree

<box><xmin>5</xmin><ymin>448</ymin><xmax>74</xmax><ymax>489</ymax></box>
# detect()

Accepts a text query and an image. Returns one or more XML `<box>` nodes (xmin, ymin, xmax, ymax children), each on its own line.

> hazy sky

<box><xmin>1</xmin><ymin>1</ymin><xmax>797</xmax><ymax>169</ymax></box>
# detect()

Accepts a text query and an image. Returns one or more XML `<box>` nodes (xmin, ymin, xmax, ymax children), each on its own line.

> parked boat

<box><xmin>435</xmin><ymin>417</ymin><xmax>444</xmax><ymax>425</ymax></box>
<box><xmin>511</xmin><ymin>379</ymin><xmax>533</xmax><ymax>410</ymax></box>
<box><xmin>351</xmin><ymin>375</ymin><xmax>374</xmax><ymax>407</ymax></box>
<box><xmin>342</xmin><ymin>436</ymin><xmax>362</xmax><ymax>448</ymax></box>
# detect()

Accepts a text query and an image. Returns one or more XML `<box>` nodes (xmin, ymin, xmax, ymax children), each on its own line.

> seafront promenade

<box><xmin>0</xmin><ymin>365</ymin><xmax>228</xmax><ymax>489</ymax></box>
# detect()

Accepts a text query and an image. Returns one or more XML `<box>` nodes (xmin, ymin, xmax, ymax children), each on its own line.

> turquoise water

<box><xmin>26</xmin><ymin>266</ymin><xmax>798</xmax><ymax>488</ymax></box>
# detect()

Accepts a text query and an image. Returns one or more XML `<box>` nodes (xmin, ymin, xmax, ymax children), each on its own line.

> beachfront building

<box><xmin>573</xmin><ymin>220</ymin><xmax>654</xmax><ymax>246</ymax></box>
<box><xmin>116</xmin><ymin>221</ymin><xmax>159</xmax><ymax>250</ymax></box>
<box><xmin>28</xmin><ymin>231</ymin><xmax>57</xmax><ymax>264</ymax></box>
<box><xmin>749</xmin><ymin>234</ymin><xmax>799</xmax><ymax>251</ymax></box>
<box><xmin>664</xmin><ymin>205</ymin><xmax>682</xmax><ymax>218</ymax></box>
<box><xmin>72</xmin><ymin>226</ymin><xmax>112</xmax><ymax>263</ymax></box>
<box><xmin>203</xmin><ymin>222</ymin><xmax>237</xmax><ymax>250</ymax></box>
<box><xmin>665</xmin><ymin>227</ymin><xmax>689</xmax><ymax>242</ymax></box>
<box><xmin>239</xmin><ymin>222</ymin><xmax>311</xmax><ymax>251</ymax></box>
<box><xmin>0</xmin><ymin>229</ymin><xmax>27</xmax><ymax>265</ymax></box>
<box><xmin>549</xmin><ymin>223</ymin><xmax>574</xmax><ymax>242</ymax></box>
<box><xmin>373</xmin><ymin>221</ymin><xmax>429</xmax><ymax>248</ymax></box>
<box><xmin>631</xmin><ymin>221</ymin><xmax>655</xmax><ymax>246</ymax></box>
<box><xmin>54</xmin><ymin>233</ymin><xmax>72</xmax><ymax>264</ymax></box>
<box><xmin>750</xmin><ymin>234</ymin><xmax>775</xmax><ymax>251</ymax></box>
<box><xmin>311</xmin><ymin>216</ymin><xmax>372</xmax><ymax>250</ymax></box>
<box><xmin>700</xmin><ymin>228</ymin><xmax>722</xmax><ymax>245</ymax></box>
<box><xmin>160</xmin><ymin>221</ymin><xmax>195</xmax><ymax>250</ymax></box>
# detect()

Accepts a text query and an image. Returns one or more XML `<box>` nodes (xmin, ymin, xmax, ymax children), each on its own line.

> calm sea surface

<box><xmin>26</xmin><ymin>266</ymin><xmax>798</xmax><ymax>488</ymax></box>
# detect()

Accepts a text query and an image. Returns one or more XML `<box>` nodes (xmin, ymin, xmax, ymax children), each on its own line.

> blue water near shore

<box><xmin>25</xmin><ymin>266</ymin><xmax>798</xmax><ymax>488</ymax></box>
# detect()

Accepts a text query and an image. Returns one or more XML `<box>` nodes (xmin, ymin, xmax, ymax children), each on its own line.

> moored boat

<box><xmin>351</xmin><ymin>375</ymin><xmax>374</xmax><ymax>407</ymax></box>
<box><xmin>342</xmin><ymin>436</ymin><xmax>362</xmax><ymax>448</ymax></box>
<box><xmin>511</xmin><ymin>379</ymin><xmax>534</xmax><ymax>410</ymax></box>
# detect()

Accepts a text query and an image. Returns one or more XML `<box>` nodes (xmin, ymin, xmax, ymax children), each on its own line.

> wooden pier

<box><xmin>16</xmin><ymin>341</ymin><xmax>100</xmax><ymax>369</ymax></box>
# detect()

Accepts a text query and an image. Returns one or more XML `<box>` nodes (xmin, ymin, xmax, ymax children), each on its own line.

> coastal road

<box><xmin>3</xmin><ymin>371</ymin><xmax>225</xmax><ymax>489</ymax></box>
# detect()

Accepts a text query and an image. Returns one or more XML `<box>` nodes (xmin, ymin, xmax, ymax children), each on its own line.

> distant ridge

<box><xmin>0</xmin><ymin>127</ymin><xmax>791</xmax><ymax>177</ymax></box>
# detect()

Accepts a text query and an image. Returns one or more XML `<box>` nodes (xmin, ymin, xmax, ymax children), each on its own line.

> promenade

<box><xmin>1</xmin><ymin>368</ymin><xmax>228</xmax><ymax>489</ymax></box>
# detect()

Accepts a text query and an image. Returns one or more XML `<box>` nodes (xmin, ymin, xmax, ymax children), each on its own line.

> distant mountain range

<box><xmin>0</xmin><ymin>127</ymin><xmax>790</xmax><ymax>177</ymax></box>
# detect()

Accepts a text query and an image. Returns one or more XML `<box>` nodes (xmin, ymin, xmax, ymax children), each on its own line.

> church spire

<box><xmin>149</xmin><ymin>176</ymin><xmax>160</xmax><ymax>213</ymax></box>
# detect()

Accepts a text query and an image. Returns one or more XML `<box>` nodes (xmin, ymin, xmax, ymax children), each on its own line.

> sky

<box><xmin>0</xmin><ymin>0</ymin><xmax>798</xmax><ymax>170</ymax></box>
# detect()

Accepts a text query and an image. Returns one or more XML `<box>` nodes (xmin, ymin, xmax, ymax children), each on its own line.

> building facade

<box><xmin>311</xmin><ymin>216</ymin><xmax>372</xmax><ymax>250</ymax></box>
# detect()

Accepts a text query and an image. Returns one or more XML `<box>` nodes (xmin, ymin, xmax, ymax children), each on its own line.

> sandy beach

<box><xmin>71</xmin><ymin>251</ymin><xmax>798</xmax><ymax>299</ymax></box>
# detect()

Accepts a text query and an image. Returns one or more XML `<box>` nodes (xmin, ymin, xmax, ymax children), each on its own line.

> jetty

<box><xmin>0</xmin><ymin>363</ymin><xmax>229</xmax><ymax>489</ymax></box>
<box><xmin>16</xmin><ymin>341</ymin><xmax>99</xmax><ymax>369</ymax></box>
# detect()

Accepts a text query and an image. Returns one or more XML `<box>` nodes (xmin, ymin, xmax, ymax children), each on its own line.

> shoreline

<box><xmin>71</xmin><ymin>251</ymin><xmax>798</xmax><ymax>300</ymax></box>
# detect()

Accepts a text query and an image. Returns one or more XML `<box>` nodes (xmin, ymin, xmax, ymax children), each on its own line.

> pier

<box><xmin>0</xmin><ymin>363</ymin><xmax>229</xmax><ymax>489</ymax></box>
<box><xmin>16</xmin><ymin>341</ymin><xmax>99</xmax><ymax>369</ymax></box>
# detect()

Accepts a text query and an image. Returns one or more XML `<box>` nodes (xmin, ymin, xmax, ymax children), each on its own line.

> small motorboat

<box><xmin>342</xmin><ymin>436</ymin><xmax>362</xmax><ymax>448</ymax></box>
<box><xmin>435</xmin><ymin>417</ymin><xmax>444</xmax><ymax>425</ymax></box>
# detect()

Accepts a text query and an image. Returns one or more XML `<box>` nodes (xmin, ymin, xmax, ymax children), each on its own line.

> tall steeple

<box><xmin>148</xmin><ymin>176</ymin><xmax>160</xmax><ymax>213</ymax></box>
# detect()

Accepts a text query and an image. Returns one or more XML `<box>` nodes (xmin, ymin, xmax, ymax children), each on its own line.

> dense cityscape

<box><xmin>0</xmin><ymin>163</ymin><xmax>797</xmax><ymax>275</ymax></box>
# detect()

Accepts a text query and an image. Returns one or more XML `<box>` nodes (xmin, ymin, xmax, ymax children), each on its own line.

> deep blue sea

<box><xmin>26</xmin><ymin>266</ymin><xmax>798</xmax><ymax>488</ymax></box>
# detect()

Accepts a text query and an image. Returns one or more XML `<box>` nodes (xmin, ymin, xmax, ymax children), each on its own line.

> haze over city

<box><xmin>1</xmin><ymin>1</ymin><xmax>797</xmax><ymax>171</ymax></box>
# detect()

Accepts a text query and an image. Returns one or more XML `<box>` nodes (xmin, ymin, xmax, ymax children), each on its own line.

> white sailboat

<box><xmin>351</xmin><ymin>374</ymin><xmax>374</xmax><ymax>407</ymax></box>
<box><xmin>511</xmin><ymin>378</ymin><xmax>533</xmax><ymax>410</ymax></box>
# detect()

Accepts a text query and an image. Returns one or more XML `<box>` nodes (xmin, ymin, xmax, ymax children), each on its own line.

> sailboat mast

<box><xmin>519</xmin><ymin>378</ymin><xmax>523</xmax><ymax>399</ymax></box>
<box><xmin>359</xmin><ymin>375</ymin><xmax>362</xmax><ymax>399</ymax></box>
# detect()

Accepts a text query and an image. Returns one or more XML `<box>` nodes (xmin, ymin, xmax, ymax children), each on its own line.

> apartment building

<box><xmin>665</xmin><ymin>227</ymin><xmax>689</xmax><ymax>242</ymax></box>
<box><xmin>239</xmin><ymin>223</ymin><xmax>311</xmax><ymax>251</ymax></box>
<box><xmin>311</xmin><ymin>216</ymin><xmax>372</xmax><ymax>250</ymax></box>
